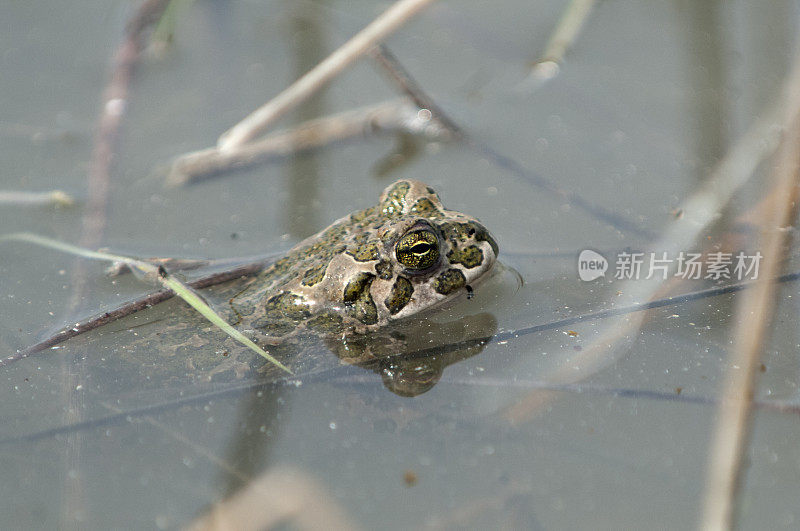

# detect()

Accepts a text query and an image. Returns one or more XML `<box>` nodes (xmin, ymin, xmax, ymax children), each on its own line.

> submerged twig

<box><xmin>80</xmin><ymin>0</ymin><xmax>169</xmax><ymax>251</ymax></box>
<box><xmin>0</xmin><ymin>189</ymin><xmax>75</xmax><ymax>207</ymax></box>
<box><xmin>217</xmin><ymin>0</ymin><xmax>437</xmax><ymax>151</ymax></box>
<box><xmin>1</xmin><ymin>234</ymin><xmax>290</xmax><ymax>372</ymax></box>
<box><xmin>700</xmin><ymin>72</ymin><xmax>800</xmax><ymax>531</ymax></box>
<box><xmin>370</xmin><ymin>44</ymin><xmax>463</xmax><ymax>138</ymax></box>
<box><xmin>518</xmin><ymin>0</ymin><xmax>596</xmax><ymax>92</ymax></box>
<box><xmin>169</xmin><ymin>99</ymin><xmax>446</xmax><ymax>185</ymax></box>
<box><xmin>187</xmin><ymin>467</ymin><xmax>358</xmax><ymax>531</ymax></box>
<box><xmin>538</xmin><ymin>0</ymin><xmax>596</xmax><ymax>65</ymax></box>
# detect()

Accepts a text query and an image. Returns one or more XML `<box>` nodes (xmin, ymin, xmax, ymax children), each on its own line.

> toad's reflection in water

<box><xmin>325</xmin><ymin>313</ymin><xmax>498</xmax><ymax>397</ymax></box>
<box><xmin>59</xmin><ymin>286</ymin><xmax>499</xmax><ymax>401</ymax></box>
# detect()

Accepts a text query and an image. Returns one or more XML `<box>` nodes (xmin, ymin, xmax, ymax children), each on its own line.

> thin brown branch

<box><xmin>60</xmin><ymin>1</ymin><xmax>171</xmax><ymax>523</ymax></box>
<box><xmin>700</xmin><ymin>86</ymin><xmax>800</xmax><ymax>531</ymax></box>
<box><xmin>80</xmin><ymin>0</ymin><xmax>170</xmax><ymax>250</ymax></box>
<box><xmin>217</xmin><ymin>0</ymin><xmax>437</xmax><ymax>151</ymax></box>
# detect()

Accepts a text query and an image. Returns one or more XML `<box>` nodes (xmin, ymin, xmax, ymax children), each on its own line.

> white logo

<box><xmin>578</xmin><ymin>249</ymin><xmax>608</xmax><ymax>281</ymax></box>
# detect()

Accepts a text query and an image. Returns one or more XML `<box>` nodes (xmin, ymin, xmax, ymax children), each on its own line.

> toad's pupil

<box><xmin>412</xmin><ymin>243</ymin><xmax>433</xmax><ymax>255</ymax></box>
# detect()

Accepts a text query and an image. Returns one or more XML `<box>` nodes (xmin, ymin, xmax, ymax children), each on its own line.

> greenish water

<box><xmin>1</xmin><ymin>1</ymin><xmax>799</xmax><ymax>529</ymax></box>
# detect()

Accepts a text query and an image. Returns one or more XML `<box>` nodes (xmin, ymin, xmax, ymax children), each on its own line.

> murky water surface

<box><xmin>1</xmin><ymin>1</ymin><xmax>799</xmax><ymax>528</ymax></box>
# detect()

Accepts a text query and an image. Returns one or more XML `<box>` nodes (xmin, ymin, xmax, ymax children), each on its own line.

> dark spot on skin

<box><xmin>267</xmin><ymin>256</ymin><xmax>294</xmax><ymax>279</ymax></box>
<box><xmin>251</xmin><ymin>318</ymin><xmax>295</xmax><ymax>337</ymax></box>
<box><xmin>306</xmin><ymin>311</ymin><xmax>345</xmax><ymax>334</ymax></box>
<box><xmin>439</xmin><ymin>221</ymin><xmax>499</xmax><ymax>258</ymax></box>
<box><xmin>384</xmin><ymin>276</ymin><xmax>414</xmax><ymax>315</ymax></box>
<box><xmin>447</xmin><ymin>245</ymin><xmax>483</xmax><ymax>268</ymax></box>
<box><xmin>301</xmin><ymin>262</ymin><xmax>328</xmax><ymax>286</ymax></box>
<box><xmin>265</xmin><ymin>292</ymin><xmax>312</xmax><ymax>320</ymax></box>
<box><xmin>411</xmin><ymin>197</ymin><xmax>443</xmax><ymax>218</ymax></box>
<box><xmin>346</xmin><ymin>241</ymin><xmax>379</xmax><ymax>262</ymax></box>
<box><xmin>473</xmin><ymin>224</ymin><xmax>499</xmax><ymax>257</ymax></box>
<box><xmin>349</xmin><ymin>206</ymin><xmax>376</xmax><ymax>223</ymax></box>
<box><xmin>375</xmin><ymin>259</ymin><xmax>394</xmax><ymax>280</ymax></box>
<box><xmin>433</xmin><ymin>268</ymin><xmax>467</xmax><ymax>295</ymax></box>
<box><xmin>343</xmin><ymin>272</ymin><xmax>378</xmax><ymax>325</ymax></box>
<box><xmin>426</xmin><ymin>186</ymin><xmax>436</xmax><ymax>195</ymax></box>
<box><xmin>253</xmin><ymin>292</ymin><xmax>312</xmax><ymax>336</ymax></box>
<box><xmin>439</xmin><ymin>222</ymin><xmax>471</xmax><ymax>244</ymax></box>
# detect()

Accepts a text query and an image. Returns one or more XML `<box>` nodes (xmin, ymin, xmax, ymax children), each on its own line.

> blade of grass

<box><xmin>1</xmin><ymin>233</ymin><xmax>292</xmax><ymax>374</ymax></box>
<box><xmin>157</xmin><ymin>273</ymin><xmax>291</xmax><ymax>374</ymax></box>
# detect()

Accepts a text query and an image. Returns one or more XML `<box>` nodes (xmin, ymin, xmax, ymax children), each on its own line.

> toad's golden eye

<box><xmin>395</xmin><ymin>229</ymin><xmax>440</xmax><ymax>271</ymax></box>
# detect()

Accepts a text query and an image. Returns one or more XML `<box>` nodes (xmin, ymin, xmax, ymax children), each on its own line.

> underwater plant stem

<box><xmin>0</xmin><ymin>189</ymin><xmax>75</xmax><ymax>207</ymax></box>
<box><xmin>81</xmin><ymin>0</ymin><xmax>170</xmax><ymax>250</ymax></box>
<box><xmin>517</xmin><ymin>0</ymin><xmax>596</xmax><ymax>92</ymax></box>
<box><xmin>370</xmin><ymin>44</ymin><xmax>463</xmax><ymax>138</ymax></box>
<box><xmin>217</xmin><ymin>0</ymin><xmax>436</xmax><ymax>151</ymax></box>
<box><xmin>539</xmin><ymin>0</ymin><xmax>595</xmax><ymax>64</ymax></box>
<box><xmin>1</xmin><ymin>234</ymin><xmax>290</xmax><ymax>373</ymax></box>
<box><xmin>700</xmin><ymin>91</ymin><xmax>800</xmax><ymax>531</ymax></box>
<box><xmin>187</xmin><ymin>467</ymin><xmax>359</xmax><ymax>531</ymax></box>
